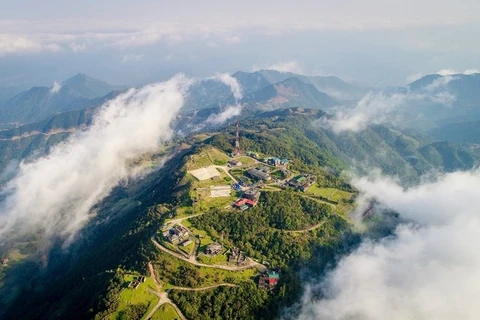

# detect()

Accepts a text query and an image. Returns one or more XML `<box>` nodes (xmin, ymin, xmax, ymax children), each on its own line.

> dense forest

<box><xmin>192</xmin><ymin>191</ymin><xmax>348</xmax><ymax>268</ymax></box>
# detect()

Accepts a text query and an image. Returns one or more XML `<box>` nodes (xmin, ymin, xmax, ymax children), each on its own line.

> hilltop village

<box><xmin>94</xmin><ymin>126</ymin><xmax>356</xmax><ymax>320</ymax></box>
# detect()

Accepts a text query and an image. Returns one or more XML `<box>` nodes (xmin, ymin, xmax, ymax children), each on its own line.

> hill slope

<box><xmin>0</xmin><ymin>74</ymin><xmax>122</xmax><ymax>125</ymax></box>
<box><xmin>241</xmin><ymin>77</ymin><xmax>337</xmax><ymax>110</ymax></box>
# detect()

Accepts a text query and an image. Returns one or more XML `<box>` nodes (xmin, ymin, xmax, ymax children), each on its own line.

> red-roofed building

<box><xmin>258</xmin><ymin>270</ymin><xmax>280</xmax><ymax>290</ymax></box>
<box><xmin>234</xmin><ymin>198</ymin><xmax>257</xmax><ymax>209</ymax></box>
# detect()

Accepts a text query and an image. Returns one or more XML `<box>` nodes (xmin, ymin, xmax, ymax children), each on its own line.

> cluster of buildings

<box><xmin>229</xmin><ymin>247</ymin><xmax>248</xmax><ymax>266</ymax></box>
<box><xmin>129</xmin><ymin>276</ymin><xmax>146</xmax><ymax>290</ymax></box>
<box><xmin>258</xmin><ymin>270</ymin><xmax>280</xmax><ymax>291</ymax></box>
<box><xmin>287</xmin><ymin>174</ymin><xmax>316</xmax><ymax>192</ymax></box>
<box><xmin>163</xmin><ymin>224</ymin><xmax>190</xmax><ymax>244</ymax></box>
<box><xmin>234</xmin><ymin>188</ymin><xmax>261</xmax><ymax>211</ymax></box>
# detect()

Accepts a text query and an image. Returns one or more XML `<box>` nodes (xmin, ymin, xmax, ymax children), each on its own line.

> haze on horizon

<box><xmin>1</xmin><ymin>0</ymin><xmax>480</xmax><ymax>88</ymax></box>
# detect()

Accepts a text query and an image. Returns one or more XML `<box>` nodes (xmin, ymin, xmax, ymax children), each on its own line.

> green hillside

<box><xmin>0</xmin><ymin>74</ymin><xmax>122</xmax><ymax>125</ymax></box>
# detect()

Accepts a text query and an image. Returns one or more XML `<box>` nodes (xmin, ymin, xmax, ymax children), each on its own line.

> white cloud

<box><xmin>213</xmin><ymin>73</ymin><xmax>243</xmax><ymax>100</ymax></box>
<box><xmin>49</xmin><ymin>81</ymin><xmax>62</xmax><ymax>94</ymax></box>
<box><xmin>320</xmin><ymin>76</ymin><xmax>457</xmax><ymax>133</ymax></box>
<box><xmin>405</xmin><ymin>72</ymin><xmax>424</xmax><ymax>83</ymax></box>
<box><xmin>69</xmin><ymin>42</ymin><xmax>87</xmax><ymax>53</ymax></box>
<box><xmin>204</xmin><ymin>73</ymin><xmax>244</xmax><ymax>125</ymax></box>
<box><xmin>318</xmin><ymin>92</ymin><xmax>406</xmax><ymax>133</ymax></box>
<box><xmin>436</xmin><ymin>69</ymin><xmax>480</xmax><ymax>76</ymax></box>
<box><xmin>260</xmin><ymin>60</ymin><xmax>303</xmax><ymax>74</ymax></box>
<box><xmin>296</xmin><ymin>169</ymin><xmax>480</xmax><ymax>320</ymax></box>
<box><xmin>0</xmin><ymin>75</ymin><xmax>192</xmax><ymax>245</ymax></box>
<box><xmin>206</xmin><ymin>104</ymin><xmax>242</xmax><ymax>125</ymax></box>
<box><xmin>464</xmin><ymin>69</ymin><xmax>480</xmax><ymax>75</ymax></box>
<box><xmin>0</xmin><ymin>33</ymin><xmax>61</xmax><ymax>56</ymax></box>
<box><xmin>436</xmin><ymin>68</ymin><xmax>458</xmax><ymax>76</ymax></box>
<box><xmin>121</xmin><ymin>53</ymin><xmax>144</xmax><ymax>63</ymax></box>
<box><xmin>225</xmin><ymin>35</ymin><xmax>241</xmax><ymax>44</ymax></box>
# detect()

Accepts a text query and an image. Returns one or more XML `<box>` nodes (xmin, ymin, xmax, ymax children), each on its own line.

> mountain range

<box><xmin>0</xmin><ymin>74</ymin><xmax>123</xmax><ymax>127</ymax></box>
<box><xmin>1</xmin><ymin>69</ymin><xmax>480</xmax><ymax>319</ymax></box>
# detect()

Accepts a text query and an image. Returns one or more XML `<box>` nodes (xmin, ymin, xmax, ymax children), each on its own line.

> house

<box><xmin>247</xmin><ymin>167</ymin><xmax>271</xmax><ymax>181</ymax></box>
<box><xmin>228</xmin><ymin>159</ymin><xmax>242</xmax><ymax>167</ymax></box>
<box><xmin>205</xmin><ymin>242</ymin><xmax>223</xmax><ymax>255</ymax></box>
<box><xmin>243</xmin><ymin>188</ymin><xmax>260</xmax><ymax>201</ymax></box>
<box><xmin>280</xmin><ymin>158</ymin><xmax>289</xmax><ymax>165</ymax></box>
<box><xmin>247</xmin><ymin>151</ymin><xmax>259</xmax><ymax>158</ymax></box>
<box><xmin>258</xmin><ymin>271</ymin><xmax>280</xmax><ymax>290</ymax></box>
<box><xmin>229</xmin><ymin>247</ymin><xmax>247</xmax><ymax>265</ymax></box>
<box><xmin>164</xmin><ymin>224</ymin><xmax>190</xmax><ymax>244</ymax></box>
<box><xmin>268</xmin><ymin>157</ymin><xmax>281</xmax><ymax>166</ymax></box>
<box><xmin>287</xmin><ymin>174</ymin><xmax>316</xmax><ymax>192</ymax></box>
<box><xmin>234</xmin><ymin>198</ymin><xmax>257</xmax><ymax>209</ymax></box>
<box><xmin>1</xmin><ymin>257</ymin><xmax>8</xmax><ymax>266</ymax></box>
<box><xmin>129</xmin><ymin>276</ymin><xmax>145</xmax><ymax>289</ymax></box>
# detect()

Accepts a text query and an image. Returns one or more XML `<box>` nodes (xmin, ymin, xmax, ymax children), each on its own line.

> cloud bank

<box><xmin>214</xmin><ymin>73</ymin><xmax>243</xmax><ymax>100</ymax></box>
<box><xmin>206</xmin><ymin>105</ymin><xmax>243</xmax><ymax>125</ymax></box>
<box><xmin>254</xmin><ymin>60</ymin><xmax>303</xmax><ymax>74</ymax></box>
<box><xmin>437</xmin><ymin>69</ymin><xmax>480</xmax><ymax>76</ymax></box>
<box><xmin>206</xmin><ymin>73</ymin><xmax>243</xmax><ymax>125</ymax></box>
<box><xmin>0</xmin><ymin>75</ymin><xmax>191</xmax><ymax>244</ymax></box>
<box><xmin>320</xmin><ymin>76</ymin><xmax>457</xmax><ymax>133</ymax></box>
<box><xmin>296</xmin><ymin>170</ymin><xmax>480</xmax><ymax>320</ymax></box>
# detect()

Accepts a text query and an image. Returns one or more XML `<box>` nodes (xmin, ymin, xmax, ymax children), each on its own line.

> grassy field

<box><xmin>181</xmin><ymin>219</ymin><xmax>216</xmax><ymax>251</ymax></box>
<box><xmin>191</xmin><ymin>133</ymin><xmax>211</xmax><ymax>143</ymax></box>
<box><xmin>197</xmin><ymin>253</ymin><xmax>228</xmax><ymax>265</ymax></box>
<box><xmin>235</xmin><ymin>156</ymin><xmax>256</xmax><ymax>166</ymax></box>
<box><xmin>178</xmin><ymin>241</ymin><xmax>195</xmax><ymax>255</ymax></box>
<box><xmin>152</xmin><ymin>304</ymin><xmax>180</xmax><ymax>320</ymax></box>
<box><xmin>306</xmin><ymin>185</ymin><xmax>353</xmax><ymax>202</ymax></box>
<box><xmin>187</xmin><ymin>146</ymin><xmax>230</xmax><ymax>170</ymax></box>
<box><xmin>109</xmin><ymin>274</ymin><xmax>158</xmax><ymax>320</ymax></box>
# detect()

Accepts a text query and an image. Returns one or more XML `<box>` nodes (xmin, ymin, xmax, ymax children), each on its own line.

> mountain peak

<box><xmin>63</xmin><ymin>73</ymin><xmax>94</xmax><ymax>85</ymax></box>
<box><xmin>61</xmin><ymin>73</ymin><xmax>118</xmax><ymax>99</ymax></box>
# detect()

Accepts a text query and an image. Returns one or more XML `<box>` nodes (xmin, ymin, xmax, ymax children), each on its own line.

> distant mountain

<box><xmin>61</xmin><ymin>73</ymin><xmax>122</xmax><ymax>99</ymax></box>
<box><xmin>241</xmin><ymin>77</ymin><xmax>337</xmax><ymax>110</ymax></box>
<box><xmin>182</xmin><ymin>69</ymin><xmax>364</xmax><ymax>111</ymax></box>
<box><xmin>0</xmin><ymin>87</ymin><xmax>22</xmax><ymax>102</ymax></box>
<box><xmin>0</xmin><ymin>74</ymin><xmax>123</xmax><ymax>125</ymax></box>
<box><xmin>429</xmin><ymin>120</ymin><xmax>480</xmax><ymax>144</ymax></box>
<box><xmin>0</xmin><ymin>91</ymin><xmax>122</xmax><ymax>178</ymax></box>
<box><xmin>255</xmin><ymin>70</ymin><xmax>367</xmax><ymax>100</ymax></box>
<box><xmin>406</xmin><ymin>73</ymin><xmax>480</xmax><ymax>125</ymax></box>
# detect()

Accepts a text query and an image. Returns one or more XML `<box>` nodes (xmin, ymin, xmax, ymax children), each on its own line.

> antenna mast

<box><xmin>234</xmin><ymin>120</ymin><xmax>241</xmax><ymax>156</ymax></box>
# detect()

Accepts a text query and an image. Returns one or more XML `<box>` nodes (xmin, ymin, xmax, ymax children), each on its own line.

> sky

<box><xmin>1</xmin><ymin>0</ymin><xmax>480</xmax><ymax>87</ymax></box>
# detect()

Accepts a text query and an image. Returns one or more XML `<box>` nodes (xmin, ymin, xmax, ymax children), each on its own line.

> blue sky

<box><xmin>1</xmin><ymin>0</ymin><xmax>479</xmax><ymax>87</ymax></box>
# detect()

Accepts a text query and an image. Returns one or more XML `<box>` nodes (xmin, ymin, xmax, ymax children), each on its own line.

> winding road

<box><xmin>168</xmin><ymin>283</ymin><xmax>237</xmax><ymax>292</ymax></box>
<box><xmin>152</xmin><ymin>237</ymin><xmax>265</xmax><ymax>272</ymax></box>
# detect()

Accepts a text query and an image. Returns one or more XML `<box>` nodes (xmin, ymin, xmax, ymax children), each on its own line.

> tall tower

<box><xmin>234</xmin><ymin>120</ymin><xmax>241</xmax><ymax>156</ymax></box>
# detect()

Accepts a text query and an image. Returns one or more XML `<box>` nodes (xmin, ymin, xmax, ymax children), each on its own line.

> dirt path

<box><xmin>148</xmin><ymin>262</ymin><xmax>162</xmax><ymax>292</ymax></box>
<box><xmin>152</xmin><ymin>238</ymin><xmax>265</xmax><ymax>272</ymax></box>
<box><xmin>286</xmin><ymin>221</ymin><xmax>326</xmax><ymax>233</ymax></box>
<box><xmin>169</xmin><ymin>283</ymin><xmax>237</xmax><ymax>292</ymax></box>
<box><xmin>214</xmin><ymin>165</ymin><xmax>239</xmax><ymax>183</ymax></box>
<box><xmin>144</xmin><ymin>289</ymin><xmax>187</xmax><ymax>320</ymax></box>
<box><xmin>165</xmin><ymin>212</ymin><xmax>205</xmax><ymax>225</ymax></box>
